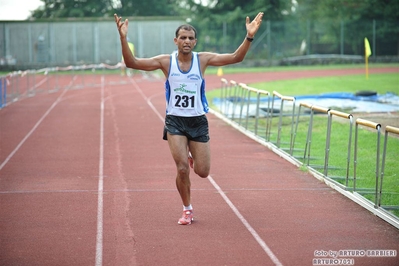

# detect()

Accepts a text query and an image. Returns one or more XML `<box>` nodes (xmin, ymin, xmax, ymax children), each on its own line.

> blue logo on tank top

<box><xmin>187</xmin><ymin>74</ymin><xmax>200</xmax><ymax>80</ymax></box>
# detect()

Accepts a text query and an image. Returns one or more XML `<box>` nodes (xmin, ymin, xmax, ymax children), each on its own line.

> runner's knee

<box><xmin>194</xmin><ymin>166</ymin><xmax>209</xmax><ymax>178</ymax></box>
<box><xmin>176</xmin><ymin>164</ymin><xmax>190</xmax><ymax>178</ymax></box>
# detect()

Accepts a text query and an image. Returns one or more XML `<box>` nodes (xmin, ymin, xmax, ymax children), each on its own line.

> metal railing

<box><xmin>216</xmin><ymin>78</ymin><xmax>399</xmax><ymax>228</ymax></box>
<box><xmin>0</xmin><ymin>63</ymin><xmax>147</xmax><ymax>109</ymax></box>
<box><xmin>380</xmin><ymin>126</ymin><xmax>399</xmax><ymax>209</ymax></box>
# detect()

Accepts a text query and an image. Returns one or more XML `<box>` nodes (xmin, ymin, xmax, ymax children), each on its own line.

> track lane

<box><xmin>98</xmin><ymin>77</ymin><xmax>284</xmax><ymax>265</ymax></box>
<box><xmin>0</xmin><ymin>79</ymin><xmax>102</xmax><ymax>265</ymax></box>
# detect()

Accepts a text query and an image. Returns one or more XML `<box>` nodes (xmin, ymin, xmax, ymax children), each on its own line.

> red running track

<box><xmin>0</xmin><ymin>69</ymin><xmax>398</xmax><ymax>266</ymax></box>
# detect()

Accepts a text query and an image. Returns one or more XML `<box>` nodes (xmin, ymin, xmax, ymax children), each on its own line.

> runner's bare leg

<box><xmin>167</xmin><ymin>134</ymin><xmax>191</xmax><ymax>206</ymax></box>
<box><xmin>167</xmin><ymin>134</ymin><xmax>210</xmax><ymax>207</ymax></box>
<box><xmin>188</xmin><ymin>141</ymin><xmax>210</xmax><ymax>178</ymax></box>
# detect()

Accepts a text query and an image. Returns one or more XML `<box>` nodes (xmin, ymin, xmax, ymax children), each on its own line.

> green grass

<box><xmin>252</xmin><ymin>73</ymin><xmax>399</xmax><ymax>96</ymax></box>
<box><xmin>208</xmin><ymin>68</ymin><xmax>399</xmax><ymax>217</ymax></box>
<box><xmin>205</xmin><ymin>63</ymin><xmax>399</xmax><ymax>75</ymax></box>
<box><xmin>207</xmin><ymin>71</ymin><xmax>399</xmax><ymax>108</ymax></box>
<box><xmin>292</xmin><ymin>116</ymin><xmax>399</xmax><ymax>212</ymax></box>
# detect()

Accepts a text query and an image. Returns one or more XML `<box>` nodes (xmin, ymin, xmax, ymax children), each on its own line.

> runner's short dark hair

<box><xmin>175</xmin><ymin>24</ymin><xmax>197</xmax><ymax>38</ymax></box>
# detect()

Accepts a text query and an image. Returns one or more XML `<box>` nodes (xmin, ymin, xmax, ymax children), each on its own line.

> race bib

<box><xmin>172</xmin><ymin>83</ymin><xmax>197</xmax><ymax>109</ymax></box>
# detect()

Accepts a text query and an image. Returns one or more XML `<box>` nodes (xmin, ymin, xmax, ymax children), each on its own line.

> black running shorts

<box><xmin>163</xmin><ymin>115</ymin><xmax>210</xmax><ymax>143</ymax></box>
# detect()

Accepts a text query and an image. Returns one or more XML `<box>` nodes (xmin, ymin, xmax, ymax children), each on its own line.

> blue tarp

<box><xmin>294</xmin><ymin>92</ymin><xmax>399</xmax><ymax>105</ymax></box>
<box><xmin>214</xmin><ymin>92</ymin><xmax>399</xmax><ymax>113</ymax></box>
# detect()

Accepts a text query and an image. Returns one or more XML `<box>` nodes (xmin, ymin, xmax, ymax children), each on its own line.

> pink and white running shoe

<box><xmin>178</xmin><ymin>210</ymin><xmax>194</xmax><ymax>225</ymax></box>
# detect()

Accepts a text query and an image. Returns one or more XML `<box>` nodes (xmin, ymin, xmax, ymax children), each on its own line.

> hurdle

<box><xmin>378</xmin><ymin>125</ymin><xmax>399</xmax><ymax>210</ymax></box>
<box><xmin>353</xmin><ymin>118</ymin><xmax>381</xmax><ymax>207</ymax></box>
<box><xmin>324</xmin><ymin>110</ymin><xmax>353</xmax><ymax>185</ymax></box>
<box><xmin>268</xmin><ymin>91</ymin><xmax>295</xmax><ymax>150</ymax></box>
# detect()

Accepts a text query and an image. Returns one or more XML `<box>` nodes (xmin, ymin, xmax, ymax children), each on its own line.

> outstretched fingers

<box><xmin>246</xmin><ymin>12</ymin><xmax>264</xmax><ymax>36</ymax></box>
<box><xmin>114</xmin><ymin>14</ymin><xmax>121</xmax><ymax>26</ymax></box>
<box><xmin>250</xmin><ymin>12</ymin><xmax>263</xmax><ymax>28</ymax></box>
<box><xmin>254</xmin><ymin>12</ymin><xmax>264</xmax><ymax>23</ymax></box>
<box><xmin>114</xmin><ymin>14</ymin><xmax>127</xmax><ymax>31</ymax></box>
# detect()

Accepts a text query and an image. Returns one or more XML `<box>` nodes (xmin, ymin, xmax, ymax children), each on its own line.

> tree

<box><xmin>176</xmin><ymin>0</ymin><xmax>293</xmax><ymax>55</ymax></box>
<box><xmin>294</xmin><ymin>0</ymin><xmax>399</xmax><ymax>55</ymax></box>
<box><xmin>30</xmin><ymin>0</ymin><xmax>113</xmax><ymax>19</ymax></box>
<box><xmin>114</xmin><ymin>0</ymin><xmax>180</xmax><ymax>17</ymax></box>
<box><xmin>30</xmin><ymin>0</ymin><xmax>181</xmax><ymax>19</ymax></box>
<box><xmin>179</xmin><ymin>0</ymin><xmax>292</xmax><ymax>21</ymax></box>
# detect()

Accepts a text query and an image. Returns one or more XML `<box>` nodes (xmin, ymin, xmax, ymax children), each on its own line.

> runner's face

<box><xmin>174</xmin><ymin>29</ymin><xmax>197</xmax><ymax>55</ymax></box>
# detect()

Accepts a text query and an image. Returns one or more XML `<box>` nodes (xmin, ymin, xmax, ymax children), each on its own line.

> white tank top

<box><xmin>165</xmin><ymin>51</ymin><xmax>209</xmax><ymax>117</ymax></box>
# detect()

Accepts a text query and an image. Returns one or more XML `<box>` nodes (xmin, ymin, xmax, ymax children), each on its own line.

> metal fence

<box><xmin>216</xmin><ymin>78</ymin><xmax>399</xmax><ymax>229</ymax></box>
<box><xmin>0</xmin><ymin>63</ymin><xmax>166</xmax><ymax>109</ymax></box>
<box><xmin>0</xmin><ymin>18</ymin><xmax>184</xmax><ymax>69</ymax></box>
<box><xmin>192</xmin><ymin>18</ymin><xmax>399</xmax><ymax>64</ymax></box>
<box><xmin>1</xmin><ymin>17</ymin><xmax>398</xmax><ymax>70</ymax></box>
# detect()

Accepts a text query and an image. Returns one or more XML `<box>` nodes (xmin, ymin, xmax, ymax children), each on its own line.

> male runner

<box><xmin>114</xmin><ymin>12</ymin><xmax>264</xmax><ymax>225</ymax></box>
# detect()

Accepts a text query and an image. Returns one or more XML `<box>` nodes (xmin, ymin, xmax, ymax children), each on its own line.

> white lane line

<box><xmin>95</xmin><ymin>76</ymin><xmax>105</xmax><ymax>266</ymax></box>
<box><xmin>130</xmin><ymin>78</ymin><xmax>283</xmax><ymax>266</ymax></box>
<box><xmin>207</xmin><ymin>175</ymin><xmax>283</xmax><ymax>266</ymax></box>
<box><xmin>0</xmin><ymin>77</ymin><xmax>75</xmax><ymax>171</ymax></box>
<box><xmin>131</xmin><ymin>79</ymin><xmax>164</xmax><ymax>121</ymax></box>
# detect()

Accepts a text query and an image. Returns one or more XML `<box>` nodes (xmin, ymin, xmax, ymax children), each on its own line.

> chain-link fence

<box><xmin>192</xmin><ymin>18</ymin><xmax>399</xmax><ymax>65</ymax></box>
<box><xmin>1</xmin><ymin>18</ymin><xmax>398</xmax><ymax>69</ymax></box>
<box><xmin>0</xmin><ymin>18</ymin><xmax>184</xmax><ymax>69</ymax></box>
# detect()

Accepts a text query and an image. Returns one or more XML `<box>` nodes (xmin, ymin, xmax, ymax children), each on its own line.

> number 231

<box><xmin>175</xmin><ymin>95</ymin><xmax>195</xmax><ymax>108</ymax></box>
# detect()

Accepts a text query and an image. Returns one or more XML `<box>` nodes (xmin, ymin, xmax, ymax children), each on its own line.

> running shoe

<box><xmin>178</xmin><ymin>210</ymin><xmax>194</xmax><ymax>225</ymax></box>
<box><xmin>188</xmin><ymin>152</ymin><xmax>194</xmax><ymax>169</ymax></box>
